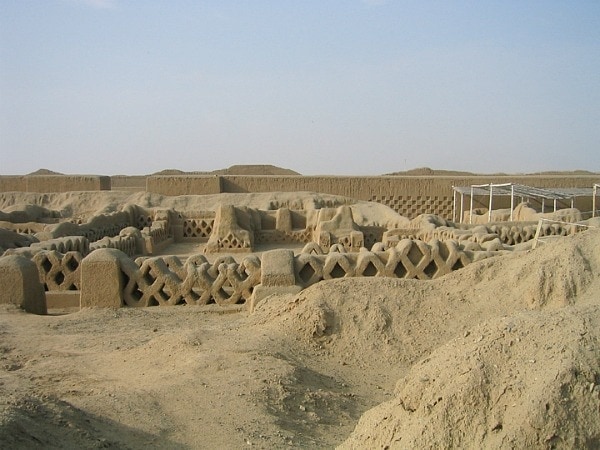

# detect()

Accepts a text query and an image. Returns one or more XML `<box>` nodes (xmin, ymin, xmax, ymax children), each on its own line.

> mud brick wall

<box><xmin>0</xmin><ymin>176</ymin><xmax>26</xmax><ymax>192</ymax></box>
<box><xmin>25</xmin><ymin>175</ymin><xmax>111</xmax><ymax>192</ymax></box>
<box><xmin>146</xmin><ymin>175</ymin><xmax>222</xmax><ymax>195</ymax></box>
<box><xmin>2</xmin><ymin>173</ymin><xmax>596</xmax><ymax>220</ymax></box>
<box><xmin>147</xmin><ymin>175</ymin><xmax>597</xmax><ymax>220</ymax></box>
<box><xmin>110</xmin><ymin>175</ymin><xmax>147</xmax><ymax>192</ymax></box>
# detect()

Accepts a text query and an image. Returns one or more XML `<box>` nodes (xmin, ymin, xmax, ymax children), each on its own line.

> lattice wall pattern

<box><xmin>294</xmin><ymin>239</ymin><xmax>477</xmax><ymax>289</ymax></box>
<box><xmin>371</xmin><ymin>195</ymin><xmax>454</xmax><ymax>220</ymax></box>
<box><xmin>255</xmin><ymin>229</ymin><xmax>313</xmax><ymax>245</ymax></box>
<box><xmin>114</xmin><ymin>238</ymin><xmax>487</xmax><ymax>308</ymax></box>
<box><xmin>32</xmin><ymin>250</ymin><xmax>82</xmax><ymax>291</ymax></box>
<box><xmin>120</xmin><ymin>254</ymin><xmax>261</xmax><ymax>307</ymax></box>
<box><xmin>182</xmin><ymin>219</ymin><xmax>214</xmax><ymax>239</ymax></box>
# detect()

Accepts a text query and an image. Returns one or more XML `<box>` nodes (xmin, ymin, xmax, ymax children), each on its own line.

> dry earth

<box><xmin>1</xmin><ymin>191</ymin><xmax>599</xmax><ymax>449</ymax></box>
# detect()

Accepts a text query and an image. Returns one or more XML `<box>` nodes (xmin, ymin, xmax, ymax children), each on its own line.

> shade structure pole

<box><xmin>510</xmin><ymin>184</ymin><xmax>514</xmax><ymax>221</ymax></box>
<box><xmin>469</xmin><ymin>186</ymin><xmax>474</xmax><ymax>224</ymax></box>
<box><xmin>452</xmin><ymin>187</ymin><xmax>456</xmax><ymax>222</ymax></box>
<box><xmin>488</xmin><ymin>183</ymin><xmax>493</xmax><ymax>222</ymax></box>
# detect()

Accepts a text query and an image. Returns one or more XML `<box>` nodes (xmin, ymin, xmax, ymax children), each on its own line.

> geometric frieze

<box><xmin>32</xmin><ymin>250</ymin><xmax>82</xmax><ymax>291</ymax></box>
<box><xmin>120</xmin><ymin>254</ymin><xmax>261</xmax><ymax>307</ymax></box>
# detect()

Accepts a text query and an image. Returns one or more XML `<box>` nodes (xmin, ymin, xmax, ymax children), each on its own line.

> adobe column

<box><xmin>0</xmin><ymin>255</ymin><xmax>46</xmax><ymax>315</ymax></box>
<box><xmin>80</xmin><ymin>248</ymin><xmax>126</xmax><ymax>308</ymax></box>
<box><xmin>249</xmin><ymin>249</ymin><xmax>301</xmax><ymax>311</ymax></box>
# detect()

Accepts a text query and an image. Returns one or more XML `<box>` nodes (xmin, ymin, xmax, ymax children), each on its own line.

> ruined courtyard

<box><xmin>0</xmin><ymin>170</ymin><xmax>599</xmax><ymax>448</ymax></box>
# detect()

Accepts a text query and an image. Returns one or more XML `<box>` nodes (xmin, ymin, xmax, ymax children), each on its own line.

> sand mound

<box><xmin>151</xmin><ymin>165</ymin><xmax>300</xmax><ymax>176</ymax></box>
<box><xmin>340</xmin><ymin>305</ymin><xmax>600</xmax><ymax>449</ymax></box>
<box><xmin>384</xmin><ymin>167</ymin><xmax>479</xmax><ymax>176</ymax></box>
<box><xmin>213</xmin><ymin>165</ymin><xmax>300</xmax><ymax>176</ymax></box>
<box><xmin>383</xmin><ymin>167</ymin><xmax>598</xmax><ymax>176</ymax></box>
<box><xmin>26</xmin><ymin>169</ymin><xmax>63</xmax><ymax>176</ymax></box>
<box><xmin>255</xmin><ymin>229</ymin><xmax>600</xmax><ymax>362</ymax></box>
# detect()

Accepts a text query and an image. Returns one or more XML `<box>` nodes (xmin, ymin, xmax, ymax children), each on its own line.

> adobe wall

<box><xmin>147</xmin><ymin>175</ymin><xmax>222</xmax><ymax>195</ymax></box>
<box><xmin>218</xmin><ymin>174</ymin><xmax>597</xmax><ymax>197</ymax></box>
<box><xmin>0</xmin><ymin>176</ymin><xmax>26</xmax><ymax>192</ymax></box>
<box><xmin>24</xmin><ymin>175</ymin><xmax>111</xmax><ymax>192</ymax></box>
<box><xmin>110</xmin><ymin>175</ymin><xmax>146</xmax><ymax>192</ymax></box>
<box><xmin>1</xmin><ymin>173</ymin><xmax>595</xmax><ymax>219</ymax></box>
<box><xmin>147</xmin><ymin>174</ymin><xmax>597</xmax><ymax>219</ymax></box>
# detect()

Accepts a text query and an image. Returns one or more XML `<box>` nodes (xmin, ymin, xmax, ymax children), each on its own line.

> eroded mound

<box><xmin>340</xmin><ymin>305</ymin><xmax>600</xmax><ymax>449</ymax></box>
<box><xmin>254</xmin><ymin>230</ymin><xmax>600</xmax><ymax>366</ymax></box>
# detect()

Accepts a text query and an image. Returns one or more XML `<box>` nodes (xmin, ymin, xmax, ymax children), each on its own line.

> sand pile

<box><xmin>340</xmin><ymin>304</ymin><xmax>600</xmax><ymax>449</ymax></box>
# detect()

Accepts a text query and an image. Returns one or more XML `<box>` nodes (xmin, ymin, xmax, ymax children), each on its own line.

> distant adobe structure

<box><xmin>145</xmin><ymin>169</ymin><xmax>597</xmax><ymax>220</ymax></box>
<box><xmin>0</xmin><ymin>168</ymin><xmax>110</xmax><ymax>193</ymax></box>
<box><xmin>1</xmin><ymin>166</ymin><xmax>597</xmax><ymax>220</ymax></box>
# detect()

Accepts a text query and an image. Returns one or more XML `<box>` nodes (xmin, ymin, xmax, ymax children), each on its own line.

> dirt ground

<box><xmin>1</xmin><ymin>192</ymin><xmax>599</xmax><ymax>449</ymax></box>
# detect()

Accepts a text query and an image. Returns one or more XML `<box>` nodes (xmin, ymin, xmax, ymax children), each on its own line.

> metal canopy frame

<box><xmin>452</xmin><ymin>183</ymin><xmax>594</xmax><ymax>224</ymax></box>
<box><xmin>594</xmin><ymin>184</ymin><xmax>600</xmax><ymax>218</ymax></box>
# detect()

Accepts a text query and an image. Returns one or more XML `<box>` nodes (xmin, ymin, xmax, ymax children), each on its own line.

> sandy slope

<box><xmin>0</xmin><ymin>196</ymin><xmax>599</xmax><ymax>448</ymax></box>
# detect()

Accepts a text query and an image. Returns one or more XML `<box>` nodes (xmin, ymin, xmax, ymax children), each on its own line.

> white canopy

<box><xmin>452</xmin><ymin>183</ymin><xmax>595</xmax><ymax>223</ymax></box>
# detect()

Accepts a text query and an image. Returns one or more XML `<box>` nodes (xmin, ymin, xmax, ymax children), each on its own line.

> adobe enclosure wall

<box><xmin>0</xmin><ymin>175</ymin><xmax>111</xmax><ymax>193</ymax></box>
<box><xmin>0</xmin><ymin>175</ymin><xmax>111</xmax><ymax>192</ymax></box>
<box><xmin>147</xmin><ymin>174</ymin><xmax>597</xmax><ymax>219</ymax></box>
<box><xmin>146</xmin><ymin>175</ymin><xmax>222</xmax><ymax>195</ymax></box>
<box><xmin>1</xmin><ymin>173</ymin><xmax>596</xmax><ymax>219</ymax></box>
<box><xmin>0</xmin><ymin>176</ymin><xmax>27</xmax><ymax>192</ymax></box>
<box><xmin>25</xmin><ymin>175</ymin><xmax>111</xmax><ymax>192</ymax></box>
<box><xmin>110</xmin><ymin>175</ymin><xmax>147</xmax><ymax>192</ymax></box>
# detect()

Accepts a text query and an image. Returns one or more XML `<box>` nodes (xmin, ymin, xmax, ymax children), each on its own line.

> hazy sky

<box><xmin>1</xmin><ymin>1</ymin><xmax>599</xmax><ymax>175</ymax></box>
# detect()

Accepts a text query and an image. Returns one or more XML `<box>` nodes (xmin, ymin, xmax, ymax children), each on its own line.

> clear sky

<box><xmin>1</xmin><ymin>0</ymin><xmax>599</xmax><ymax>176</ymax></box>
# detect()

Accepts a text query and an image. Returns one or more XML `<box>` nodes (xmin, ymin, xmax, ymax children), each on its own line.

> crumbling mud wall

<box><xmin>1</xmin><ymin>203</ymin><xmax>596</xmax><ymax>312</ymax></box>
<box><xmin>0</xmin><ymin>237</ymin><xmax>497</xmax><ymax>312</ymax></box>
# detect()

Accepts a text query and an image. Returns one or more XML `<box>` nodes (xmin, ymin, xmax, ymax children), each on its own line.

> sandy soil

<box><xmin>1</xmin><ymin>192</ymin><xmax>599</xmax><ymax>449</ymax></box>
